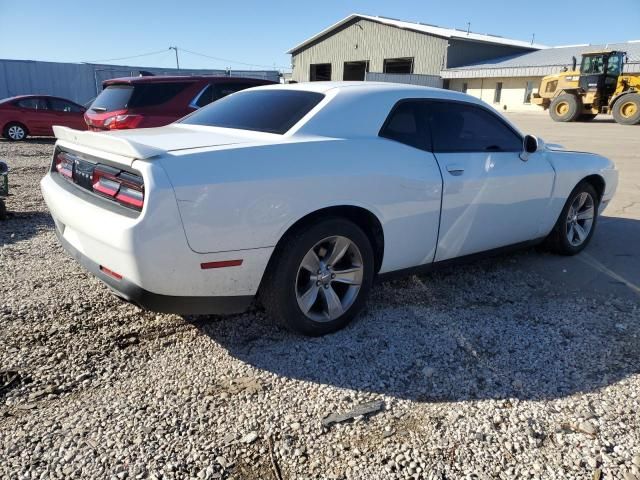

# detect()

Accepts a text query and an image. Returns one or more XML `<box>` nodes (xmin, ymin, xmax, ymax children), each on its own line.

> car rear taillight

<box><xmin>103</xmin><ymin>114</ymin><xmax>143</xmax><ymax>130</ymax></box>
<box><xmin>54</xmin><ymin>152</ymin><xmax>74</xmax><ymax>179</ymax></box>
<box><xmin>92</xmin><ymin>166</ymin><xmax>145</xmax><ymax>211</ymax></box>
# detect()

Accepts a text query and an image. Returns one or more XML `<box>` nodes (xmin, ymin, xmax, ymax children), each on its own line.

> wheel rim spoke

<box><xmin>298</xmin><ymin>283</ymin><xmax>319</xmax><ymax>314</ymax></box>
<box><xmin>574</xmin><ymin>223</ymin><xmax>587</xmax><ymax>242</ymax></box>
<box><xmin>325</xmin><ymin>236</ymin><xmax>350</xmax><ymax>267</ymax></box>
<box><xmin>577</xmin><ymin>207</ymin><xmax>594</xmax><ymax>221</ymax></box>
<box><xmin>320</xmin><ymin>285</ymin><xmax>344</xmax><ymax>320</ymax></box>
<box><xmin>331</xmin><ymin>267</ymin><xmax>362</xmax><ymax>285</ymax></box>
<box><xmin>300</xmin><ymin>249</ymin><xmax>320</xmax><ymax>273</ymax></box>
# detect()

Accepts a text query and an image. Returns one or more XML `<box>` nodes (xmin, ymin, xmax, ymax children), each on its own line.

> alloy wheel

<box><xmin>7</xmin><ymin>125</ymin><xmax>25</xmax><ymax>140</ymax></box>
<box><xmin>295</xmin><ymin>235</ymin><xmax>364</xmax><ymax>322</ymax></box>
<box><xmin>566</xmin><ymin>192</ymin><xmax>595</xmax><ymax>247</ymax></box>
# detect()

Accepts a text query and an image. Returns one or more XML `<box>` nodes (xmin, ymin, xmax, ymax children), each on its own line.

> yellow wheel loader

<box><xmin>532</xmin><ymin>50</ymin><xmax>640</xmax><ymax>125</ymax></box>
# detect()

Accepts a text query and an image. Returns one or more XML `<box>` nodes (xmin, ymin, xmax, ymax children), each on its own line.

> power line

<box><xmin>85</xmin><ymin>48</ymin><xmax>171</xmax><ymax>64</ymax></box>
<box><xmin>179</xmin><ymin>47</ymin><xmax>289</xmax><ymax>70</ymax></box>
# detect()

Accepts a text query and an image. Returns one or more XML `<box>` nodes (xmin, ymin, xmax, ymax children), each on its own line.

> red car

<box><xmin>0</xmin><ymin>95</ymin><xmax>86</xmax><ymax>141</ymax></box>
<box><xmin>85</xmin><ymin>75</ymin><xmax>277</xmax><ymax>131</ymax></box>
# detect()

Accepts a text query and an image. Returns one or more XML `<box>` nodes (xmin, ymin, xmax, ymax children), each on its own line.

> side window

<box><xmin>16</xmin><ymin>98</ymin><xmax>49</xmax><ymax>110</ymax></box>
<box><xmin>379</xmin><ymin>101</ymin><xmax>431</xmax><ymax>151</ymax></box>
<box><xmin>49</xmin><ymin>99</ymin><xmax>83</xmax><ymax>112</ymax></box>
<box><xmin>426</xmin><ymin>102</ymin><xmax>522</xmax><ymax>153</ymax></box>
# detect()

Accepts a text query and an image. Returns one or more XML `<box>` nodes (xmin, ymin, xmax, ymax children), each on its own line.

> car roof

<box><xmin>103</xmin><ymin>75</ymin><xmax>275</xmax><ymax>86</ymax></box>
<box><xmin>255</xmin><ymin>81</ymin><xmax>474</xmax><ymax>101</ymax></box>
<box><xmin>243</xmin><ymin>81</ymin><xmax>522</xmax><ymax>139</ymax></box>
<box><xmin>0</xmin><ymin>94</ymin><xmax>82</xmax><ymax>104</ymax></box>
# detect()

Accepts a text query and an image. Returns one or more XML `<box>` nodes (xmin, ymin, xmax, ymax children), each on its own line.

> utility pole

<box><xmin>466</xmin><ymin>22</ymin><xmax>471</xmax><ymax>35</ymax></box>
<box><xmin>531</xmin><ymin>33</ymin><xmax>535</xmax><ymax>45</ymax></box>
<box><xmin>169</xmin><ymin>46</ymin><xmax>180</xmax><ymax>70</ymax></box>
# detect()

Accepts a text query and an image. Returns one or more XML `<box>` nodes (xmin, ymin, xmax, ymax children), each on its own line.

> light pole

<box><xmin>169</xmin><ymin>46</ymin><xmax>180</xmax><ymax>70</ymax></box>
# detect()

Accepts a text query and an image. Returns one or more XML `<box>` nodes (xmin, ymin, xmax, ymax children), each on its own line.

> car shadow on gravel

<box><xmin>190</xmin><ymin>244</ymin><xmax>639</xmax><ymax>403</ymax></box>
<box><xmin>0</xmin><ymin>211</ymin><xmax>54</xmax><ymax>245</ymax></box>
<box><xmin>0</xmin><ymin>138</ymin><xmax>56</xmax><ymax>146</ymax></box>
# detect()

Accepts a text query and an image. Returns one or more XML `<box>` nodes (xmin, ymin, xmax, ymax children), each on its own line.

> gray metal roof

<box><xmin>288</xmin><ymin>13</ymin><xmax>546</xmax><ymax>54</ymax></box>
<box><xmin>441</xmin><ymin>41</ymin><xmax>640</xmax><ymax>78</ymax></box>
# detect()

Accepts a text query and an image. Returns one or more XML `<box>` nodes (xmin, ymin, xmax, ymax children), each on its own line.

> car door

<box><xmin>15</xmin><ymin>97</ymin><xmax>56</xmax><ymax>135</ymax></box>
<box><xmin>47</xmin><ymin>98</ymin><xmax>86</xmax><ymax>131</ymax></box>
<box><xmin>425</xmin><ymin>100</ymin><xmax>555</xmax><ymax>262</ymax></box>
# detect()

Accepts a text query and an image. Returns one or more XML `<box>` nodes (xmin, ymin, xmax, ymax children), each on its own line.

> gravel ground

<box><xmin>0</xmin><ymin>138</ymin><xmax>639</xmax><ymax>480</ymax></box>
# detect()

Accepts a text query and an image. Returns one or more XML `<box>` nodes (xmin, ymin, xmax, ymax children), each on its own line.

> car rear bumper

<box><xmin>41</xmin><ymin>160</ymin><xmax>273</xmax><ymax>311</ymax></box>
<box><xmin>54</xmin><ymin>227</ymin><xmax>252</xmax><ymax>314</ymax></box>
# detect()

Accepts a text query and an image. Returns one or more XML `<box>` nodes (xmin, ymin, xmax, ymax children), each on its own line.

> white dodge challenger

<box><xmin>41</xmin><ymin>82</ymin><xmax>618</xmax><ymax>335</ymax></box>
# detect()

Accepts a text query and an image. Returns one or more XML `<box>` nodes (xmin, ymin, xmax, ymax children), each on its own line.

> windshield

<box><xmin>180</xmin><ymin>90</ymin><xmax>325</xmax><ymax>134</ymax></box>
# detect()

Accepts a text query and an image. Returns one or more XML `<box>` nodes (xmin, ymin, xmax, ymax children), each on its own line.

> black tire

<box><xmin>549</xmin><ymin>94</ymin><xmax>582</xmax><ymax>122</ymax></box>
<box><xmin>260</xmin><ymin>217</ymin><xmax>374</xmax><ymax>336</ymax></box>
<box><xmin>544</xmin><ymin>182</ymin><xmax>599</xmax><ymax>256</ymax></box>
<box><xmin>3</xmin><ymin>122</ymin><xmax>28</xmax><ymax>141</ymax></box>
<box><xmin>578</xmin><ymin>113</ymin><xmax>598</xmax><ymax>121</ymax></box>
<box><xmin>612</xmin><ymin>94</ymin><xmax>640</xmax><ymax>125</ymax></box>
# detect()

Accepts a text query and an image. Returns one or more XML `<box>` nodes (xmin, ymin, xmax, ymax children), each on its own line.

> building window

<box><xmin>462</xmin><ymin>82</ymin><xmax>468</xmax><ymax>94</ymax></box>
<box><xmin>494</xmin><ymin>82</ymin><xmax>503</xmax><ymax>103</ymax></box>
<box><xmin>343</xmin><ymin>61</ymin><xmax>369</xmax><ymax>81</ymax></box>
<box><xmin>383</xmin><ymin>58</ymin><xmax>414</xmax><ymax>74</ymax></box>
<box><xmin>523</xmin><ymin>81</ymin><xmax>535</xmax><ymax>104</ymax></box>
<box><xmin>310</xmin><ymin>64</ymin><xmax>332</xmax><ymax>82</ymax></box>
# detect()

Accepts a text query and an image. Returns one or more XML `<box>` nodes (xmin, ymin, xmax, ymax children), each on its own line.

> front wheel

<box><xmin>549</xmin><ymin>94</ymin><xmax>581</xmax><ymax>122</ymax></box>
<box><xmin>261</xmin><ymin>218</ymin><xmax>374</xmax><ymax>336</ymax></box>
<box><xmin>544</xmin><ymin>182</ymin><xmax>599</xmax><ymax>255</ymax></box>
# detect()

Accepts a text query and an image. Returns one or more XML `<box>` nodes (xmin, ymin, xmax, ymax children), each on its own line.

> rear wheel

<box><xmin>261</xmin><ymin>218</ymin><xmax>374</xmax><ymax>336</ymax></box>
<box><xmin>612</xmin><ymin>94</ymin><xmax>640</xmax><ymax>125</ymax></box>
<box><xmin>549</xmin><ymin>94</ymin><xmax>581</xmax><ymax>122</ymax></box>
<box><xmin>3</xmin><ymin>123</ymin><xmax>27</xmax><ymax>141</ymax></box>
<box><xmin>545</xmin><ymin>182</ymin><xmax>599</xmax><ymax>255</ymax></box>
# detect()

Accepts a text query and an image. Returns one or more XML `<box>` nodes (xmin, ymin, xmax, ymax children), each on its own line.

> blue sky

<box><xmin>1</xmin><ymin>0</ymin><xmax>639</xmax><ymax>71</ymax></box>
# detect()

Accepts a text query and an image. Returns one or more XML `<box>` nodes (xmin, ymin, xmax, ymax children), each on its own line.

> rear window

<box><xmin>181</xmin><ymin>90</ymin><xmax>324</xmax><ymax>134</ymax></box>
<box><xmin>91</xmin><ymin>83</ymin><xmax>189</xmax><ymax>112</ymax></box>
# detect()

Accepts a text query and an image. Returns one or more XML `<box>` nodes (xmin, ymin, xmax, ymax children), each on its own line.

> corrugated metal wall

<box><xmin>0</xmin><ymin>59</ymin><xmax>280</xmax><ymax>105</ymax></box>
<box><xmin>365</xmin><ymin>72</ymin><xmax>443</xmax><ymax>88</ymax></box>
<box><xmin>291</xmin><ymin>18</ymin><xmax>448</xmax><ymax>82</ymax></box>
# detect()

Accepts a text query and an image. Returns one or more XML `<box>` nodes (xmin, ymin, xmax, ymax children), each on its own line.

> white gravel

<box><xmin>0</xmin><ymin>139</ymin><xmax>639</xmax><ymax>480</ymax></box>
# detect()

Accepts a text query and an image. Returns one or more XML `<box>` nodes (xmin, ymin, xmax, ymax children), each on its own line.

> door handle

<box><xmin>446</xmin><ymin>164</ymin><xmax>465</xmax><ymax>176</ymax></box>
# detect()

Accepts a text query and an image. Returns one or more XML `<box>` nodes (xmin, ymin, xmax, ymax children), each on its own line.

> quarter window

<box><xmin>425</xmin><ymin>101</ymin><xmax>522</xmax><ymax>153</ymax></box>
<box><xmin>379</xmin><ymin>101</ymin><xmax>431</xmax><ymax>151</ymax></box>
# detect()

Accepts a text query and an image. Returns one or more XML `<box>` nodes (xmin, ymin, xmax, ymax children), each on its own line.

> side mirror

<box><xmin>520</xmin><ymin>135</ymin><xmax>539</xmax><ymax>161</ymax></box>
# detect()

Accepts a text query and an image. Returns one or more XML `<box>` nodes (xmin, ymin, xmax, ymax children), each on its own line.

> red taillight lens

<box><xmin>92</xmin><ymin>166</ymin><xmax>144</xmax><ymax>211</ymax></box>
<box><xmin>55</xmin><ymin>152</ymin><xmax>73</xmax><ymax>178</ymax></box>
<box><xmin>103</xmin><ymin>114</ymin><xmax>143</xmax><ymax>130</ymax></box>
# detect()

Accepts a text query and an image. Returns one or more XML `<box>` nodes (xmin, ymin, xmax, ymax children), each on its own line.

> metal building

<box><xmin>441</xmin><ymin>41</ymin><xmax>640</xmax><ymax>112</ymax></box>
<box><xmin>287</xmin><ymin>14</ymin><xmax>544</xmax><ymax>83</ymax></box>
<box><xmin>0</xmin><ymin>59</ymin><xmax>280</xmax><ymax>105</ymax></box>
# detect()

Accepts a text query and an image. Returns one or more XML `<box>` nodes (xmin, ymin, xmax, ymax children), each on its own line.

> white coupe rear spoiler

<box><xmin>53</xmin><ymin>126</ymin><xmax>163</xmax><ymax>160</ymax></box>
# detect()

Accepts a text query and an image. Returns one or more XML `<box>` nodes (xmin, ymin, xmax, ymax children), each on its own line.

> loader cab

<box><xmin>579</xmin><ymin>51</ymin><xmax>625</xmax><ymax>101</ymax></box>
